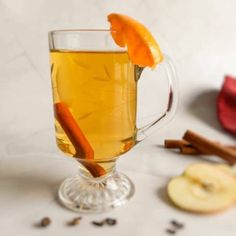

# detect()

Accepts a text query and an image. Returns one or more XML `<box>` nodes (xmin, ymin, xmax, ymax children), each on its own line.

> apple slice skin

<box><xmin>217</xmin><ymin>75</ymin><xmax>236</xmax><ymax>136</ymax></box>
<box><xmin>167</xmin><ymin>163</ymin><xmax>236</xmax><ymax>214</ymax></box>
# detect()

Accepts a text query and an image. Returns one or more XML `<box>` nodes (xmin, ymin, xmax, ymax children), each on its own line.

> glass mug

<box><xmin>49</xmin><ymin>30</ymin><xmax>178</xmax><ymax>212</ymax></box>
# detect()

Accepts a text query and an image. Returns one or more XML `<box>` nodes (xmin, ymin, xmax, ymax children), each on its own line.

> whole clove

<box><xmin>105</xmin><ymin>218</ymin><xmax>117</xmax><ymax>225</ymax></box>
<box><xmin>166</xmin><ymin>228</ymin><xmax>176</xmax><ymax>234</ymax></box>
<box><xmin>165</xmin><ymin>219</ymin><xmax>185</xmax><ymax>234</ymax></box>
<box><xmin>92</xmin><ymin>221</ymin><xmax>105</xmax><ymax>227</ymax></box>
<box><xmin>170</xmin><ymin>220</ymin><xmax>184</xmax><ymax>229</ymax></box>
<box><xmin>40</xmin><ymin>217</ymin><xmax>51</xmax><ymax>227</ymax></box>
<box><xmin>68</xmin><ymin>217</ymin><xmax>82</xmax><ymax>226</ymax></box>
<box><xmin>92</xmin><ymin>218</ymin><xmax>117</xmax><ymax>227</ymax></box>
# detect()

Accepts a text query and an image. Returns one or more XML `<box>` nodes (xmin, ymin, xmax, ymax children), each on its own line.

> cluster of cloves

<box><xmin>92</xmin><ymin>218</ymin><xmax>117</xmax><ymax>227</ymax></box>
<box><xmin>166</xmin><ymin>220</ymin><xmax>184</xmax><ymax>235</ymax></box>
<box><xmin>37</xmin><ymin>216</ymin><xmax>117</xmax><ymax>228</ymax></box>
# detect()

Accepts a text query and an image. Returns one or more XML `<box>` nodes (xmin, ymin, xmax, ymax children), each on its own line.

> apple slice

<box><xmin>216</xmin><ymin>164</ymin><xmax>236</xmax><ymax>178</ymax></box>
<box><xmin>167</xmin><ymin>163</ymin><xmax>236</xmax><ymax>214</ymax></box>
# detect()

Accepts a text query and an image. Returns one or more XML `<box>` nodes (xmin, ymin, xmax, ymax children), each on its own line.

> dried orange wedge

<box><xmin>107</xmin><ymin>13</ymin><xmax>163</xmax><ymax>68</ymax></box>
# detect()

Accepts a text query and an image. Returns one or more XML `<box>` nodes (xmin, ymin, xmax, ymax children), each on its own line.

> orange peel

<box><xmin>107</xmin><ymin>13</ymin><xmax>163</xmax><ymax>68</ymax></box>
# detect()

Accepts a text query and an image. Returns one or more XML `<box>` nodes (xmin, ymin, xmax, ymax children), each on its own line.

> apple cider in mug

<box><xmin>50</xmin><ymin>50</ymin><xmax>137</xmax><ymax>171</ymax></box>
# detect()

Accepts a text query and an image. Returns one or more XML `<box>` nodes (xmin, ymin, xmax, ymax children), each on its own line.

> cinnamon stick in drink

<box><xmin>54</xmin><ymin>102</ymin><xmax>94</xmax><ymax>159</ymax></box>
<box><xmin>78</xmin><ymin>159</ymin><xmax>106</xmax><ymax>177</ymax></box>
<box><xmin>183</xmin><ymin>130</ymin><xmax>236</xmax><ymax>165</ymax></box>
<box><xmin>54</xmin><ymin>102</ymin><xmax>106</xmax><ymax>177</ymax></box>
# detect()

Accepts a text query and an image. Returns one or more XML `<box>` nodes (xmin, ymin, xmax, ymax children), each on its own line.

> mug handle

<box><xmin>136</xmin><ymin>54</ymin><xmax>178</xmax><ymax>141</ymax></box>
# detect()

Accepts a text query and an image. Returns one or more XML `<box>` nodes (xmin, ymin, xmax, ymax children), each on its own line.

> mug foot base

<box><xmin>58</xmin><ymin>171</ymin><xmax>135</xmax><ymax>213</ymax></box>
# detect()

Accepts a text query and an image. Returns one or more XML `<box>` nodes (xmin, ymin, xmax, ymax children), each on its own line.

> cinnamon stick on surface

<box><xmin>165</xmin><ymin>139</ymin><xmax>236</xmax><ymax>155</ymax></box>
<box><xmin>180</xmin><ymin>145</ymin><xmax>236</xmax><ymax>155</ymax></box>
<box><xmin>179</xmin><ymin>146</ymin><xmax>203</xmax><ymax>155</ymax></box>
<box><xmin>164</xmin><ymin>140</ymin><xmax>189</xmax><ymax>149</ymax></box>
<box><xmin>183</xmin><ymin>130</ymin><xmax>236</xmax><ymax>165</ymax></box>
<box><xmin>165</xmin><ymin>139</ymin><xmax>203</xmax><ymax>154</ymax></box>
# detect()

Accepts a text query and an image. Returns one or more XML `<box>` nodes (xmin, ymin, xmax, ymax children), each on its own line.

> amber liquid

<box><xmin>50</xmin><ymin>50</ymin><xmax>137</xmax><ymax>172</ymax></box>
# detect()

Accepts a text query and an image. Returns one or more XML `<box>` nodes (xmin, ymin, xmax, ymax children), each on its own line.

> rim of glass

<box><xmin>48</xmin><ymin>29</ymin><xmax>124</xmax><ymax>51</ymax></box>
<box><xmin>49</xmin><ymin>29</ymin><xmax>115</xmax><ymax>35</ymax></box>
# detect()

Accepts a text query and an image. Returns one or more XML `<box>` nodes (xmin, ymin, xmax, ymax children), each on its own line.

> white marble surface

<box><xmin>1</xmin><ymin>0</ymin><xmax>236</xmax><ymax>235</ymax></box>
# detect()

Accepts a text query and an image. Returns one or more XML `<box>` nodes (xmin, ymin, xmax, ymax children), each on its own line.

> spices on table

<box><xmin>164</xmin><ymin>130</ymin><xmax>236</xmax><ymax>164</ymax></box>
<box><xmin>165</xmin><ymin>219</ymin><xmax>185</xmax><ymax>235</ymax></box>
<box><xmin>92</xmin><ymin>221</ymin><xmax>105</xmax><ymax>227</ymax></box>
<box><xmin>92</xmin><ymin>218</ymin><xmax>117</xmax><ymax>227</ymax></box>
<box><xmin>40</xmin><ymin>217</ymin><xmax>51</xmax><ymax>227</ymax></box>
<box><xmin>68</xmin><ymin>217</ymin><xmax>82</xmax><ymax>226</ymax></box>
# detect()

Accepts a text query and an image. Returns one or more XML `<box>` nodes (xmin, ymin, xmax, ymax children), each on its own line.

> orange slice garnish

<box><xmin>107</xmin><ymin>13</ymin><xmax>163</xmax><ymax>68</ymax></box>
